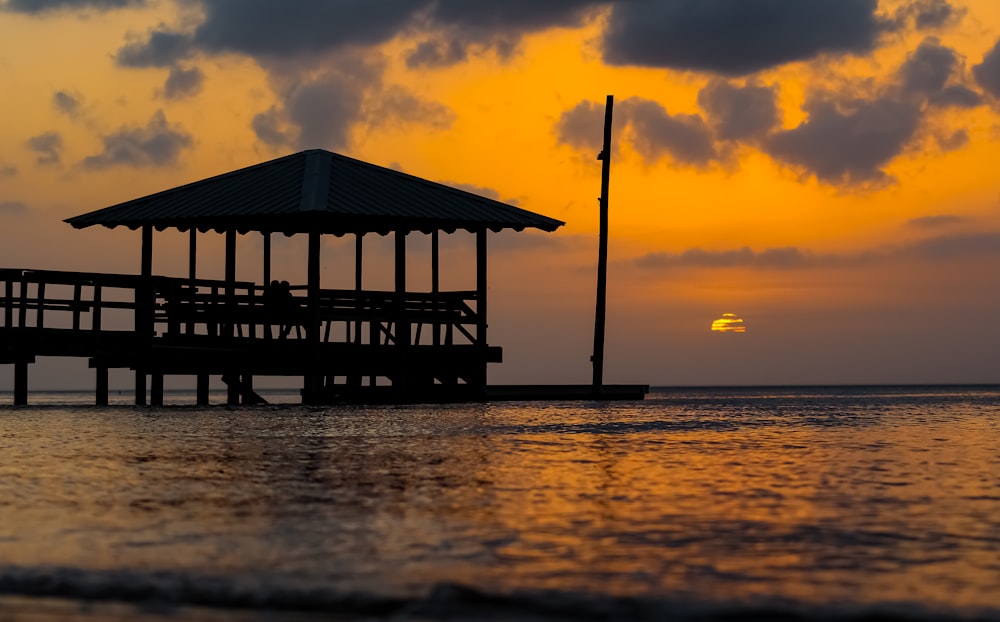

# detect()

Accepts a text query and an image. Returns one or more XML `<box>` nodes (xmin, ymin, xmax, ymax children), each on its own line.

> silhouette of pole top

<box><xmin>65</xmin><ymin>149</ymin><xmax>564</xmax><ymax>237</ymax></box>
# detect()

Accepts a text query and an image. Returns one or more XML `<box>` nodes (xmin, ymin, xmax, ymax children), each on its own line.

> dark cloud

<box><xmin>972</xmin><ymin>38</ymin><xmax>1000</xmax><ymax>99</ymax></box>
<box><xmin>162</xmin><ymin>66</ymin><xmax>204</xmax><ymax>99</ymax></box>
<box><xmin>622</xmin><ymin>98</ymin><xmax>718</xmax><ymax>167</ymax></box>
<box><xmin>115</xmin><ymin>30</ymin><xmax>193</xmax><ymax>68</ymax></box>
<box><xmin>765</xmin><ymin>96</ymin><xmax>921</xmax><ymax>185</ymax></box>
<box><xmin>0</xmin><ymin>201</ymin><xmax>27</xmax><ymax>214</ymax></box>
<box><xmin>406</xmin><ymin>38</ymin><xmax>468</xmax><ymax>69</ymax></box>
<box><xmin>407</xmin><ymin>0</ymin><xmax>600</xmax><ymax>68</ymax></box>
<box><xmin>0</xmin><ymin>163</ymin><xmax>17</xmax><ymax>178</ymax></box>
<box><xmin>251</xmin><ymin>107</ymin><xmax>291</xmax><ymax>148</ymax></box>
<box><xmin>191</xmin><ymin>0</ymin><xmax>422</xmax><ymax>58</ymax></box>
<box><xmin>554</xmin><ymin>99</ymin><xmax>609</xmax><ymax>154</ymax></box>
<box><xmin>894</xmin><ymin>0</ymin><xmax>966</xmax><ymax>30</ymax></box>
<box><xmin>2</xmin><ymin>0</ymin><xmax>143</xmax><ymax>13</ymax></box>
<box><xmin>52</xmin><ymin>90</ymin><xmax>82</xmax><ymax>117</ymax></box>
<box><xmin>634</xmin><ymin>231</ymin><xmax>1000</xmax><ymax>272</ymax></box>
<box><xmin>602</xmin><ymin>0</ymin><xmax>883</xmax><ymax>76</ymax></box>
<box><xmin>697</xmin><ymin>79</ymin><xmax>780</xmax><ymax>141</ymax></box>
<box><xmin>908</xmin><ymin>214</ymin><xmax>966</xmax><ymax>229</ymax></box>
<box><xmin>930</xmin><ymin>85</ymin><xmax>982</xmax><ymax>108</ymax></box>
<box><xmin>899</xmin><ymin>38</ymin><xmax>957</xmax><ymax>96</ymax></box>
<box><xmin>26</xmin><ymin>131</ymin><xmax>62</xmax><ymax>165</ymax></box>
<box><xmin>82</xmin><ymin>110</ymin><xmax>192</xmax><ymax>169</ymax></box>
<box><xmin>284</xmin><ymin>72</ymin><xmax>368</xmax><ymax>151</ymax></box>
<box><xmin>636</xmin><ymin>246</ymin><xmax>844</xmax><ymax>270</ymax></box>
<box><xmin>366</xmin><ymin>86</ymin><xmax>455</xmax><ymax>131</ymax></box>
<box><xmin>907</xmin><ymin>232</ymin><xmax>1000</xmax><ymax>261</ymax></box>
<box><xmin>936</xmin><ymin>128</ymin><xmax>968</xmax><ymax>152</ymax></box>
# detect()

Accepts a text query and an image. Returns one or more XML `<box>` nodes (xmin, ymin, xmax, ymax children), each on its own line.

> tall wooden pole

<box><xmin>592</xmin><ymin>95</ymin><xmax>614</xmax><ymax>394</ymax></box>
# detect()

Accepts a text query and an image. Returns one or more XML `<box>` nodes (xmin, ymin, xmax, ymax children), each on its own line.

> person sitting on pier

<box><xmin>264</xmin><ymin>280</ymin><xmax>301</xmax><ymax>339</ymax></box>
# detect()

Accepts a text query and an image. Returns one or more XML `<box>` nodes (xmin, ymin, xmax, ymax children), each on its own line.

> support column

<box><xmin>304</xmin><ymin>232</ymin><xmax>322</xmax><ymax>401</ymax></box>
<box><xmin>349</xmin><ymin>234</ymin><xmax>363</xmax><ymax>391</ymax></box>
<box><xmin>95</xmin><ymin>365</ymin><xmax>109</xmax><ymax>406</ymax></box>
<box><xmin>14</xmin><ymin>359</ymin><xmax>28</xmax><ymax>406</ymax></box>
<box><xmin>135</xmin><ymin>370</ymin><xmax>147</xmax><ymax>406</ymax></box>
<box><xmin>151</xmin><ymin>373</ymin><xmax>164</xmax><ymax>406</ymax></box>
<box><xmin>263</xmin><ymin>232</ymin><xmax>271</xmax><ymax>286</ymax></box>
<box><xmin>225</xmin><ymin>229</ymin><xmax>236</xmax><ymax>338</ymax></box>
<box><xmin>196</xmin><ymin>374</ymin><xmax>210</xmax><ymax>405</ymax></box>
<box><xmin>475</xmin><ymin>228</ymin><xmax>488</xmax><ymax>392</ymax></box>
<box><xmin>137</xmin><ymin>225</ymin><xmax>153</xmax><ymax>406</ymax></box>
<box><xmin>432</xmin><ymin>230</ymin><xmax>440</xmax><ymax>347</ymax></box>
<box><xmin>395</xmin><ymin>230</ymin><xmax>410</xmax><ymax>393</ymax></box>
<box><xmin>187</xmin><ymin>229</ymin><xmax>197</xmax><ymax>335</ymax></box>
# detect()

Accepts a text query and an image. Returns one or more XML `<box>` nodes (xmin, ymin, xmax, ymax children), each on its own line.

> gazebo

<box><xmin>57</xmin><ymin>149</ymin><xmax>563</xmax><ymax>404</ymax></box>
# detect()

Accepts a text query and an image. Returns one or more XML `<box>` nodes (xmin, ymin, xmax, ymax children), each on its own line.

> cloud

<box><xmin>115</xmin><ymin>29</ymin><xmax>193</xmax><ymax>68</ymax></box>
<box><xmin>894</xmin><ymin>0</ymin><xmax>966</xmax><ymax>30</ymax></box>
<box><xmin>191</xmin><ymin>0</ymin><xmax>421</xmax><ymax>59</ymax></box>
<box><xmin>162</xmin><ymin>66</ymin><xmax>204</xmax><ymax>99</ymax></box>
<box><xmin>907</xmin><ymin>214</ymin><xmax>966</xmax><ymax>229</ymax></box>
<box><xmin>0</xmin><ymin>163</ymin><xmax>16</xmax><ymax>178</ymax></box>
<box><xmin>765</xmin><ymin>95</ymin><xmax>921</xmax><ymax>185</ymax></box>
<box><xmin>635</xmin><ymin>232</ymin><xmax>1000</xmax><ymax>272</ymax></box>
<box><xmin>554</xmin><ymin>99</ymin><xmax>610</xmax><ymax>154</ymax></box>
<box><xmin>405</xmin><ymin>0</ymin><xmax>600</xmax><ymax>68</ymax></box>
<box><xmin>972</xmin><ymin>38</ymin><xmax>1000</xmax><ymax>99</ymax></box>
<box><xmin>26</xmin><ymin>131</ymin><xmax>62</xmax><ymax>165</ymax></box>
<box><xmin>935</xmin><ymin>128</ymin><xmax>968</xmax><ymax>151</ymax></box>
<box><xmin>2</xmin><ymin>0</ymin><xmax>144</xmax><ymax>13</ymax></box>
<box><xmin>697</xmin><ymin>79</ymin><xmax>780</xmax><ymax>141</ymax></box>
<box><xmin>899</xmin><ymin>37</ymin><xmax>958</xmax><ymax>96</ymax></box>
<box><xmin>622</xmin><ymin>98</ymin><xmax>719</xmax><ymax>167</ymax></box>
<box><xmin>251</xmin><ymin>107</ymin><xmax>292</xmax><ymax>148</ymax></box>
<box><xmin>0</xmin><ymin>200</ymin><xmax>27</xmax><ymax>214</ymax></box>
<box><xmin>82</xmin><ymin>110</ymin><xmax>192</xmax><ymax>169</ymax></box>
<box><xmin>365</xmin><ymin>85</ymin><xmax>455</xmax><ymax>131</ymax></box>
<box><xmin>601</xmin><ymin>0</ymin><xmax>884</xmax><ymax>76</ymax></box>
<box><xmin>52</xmin><ymin>90</ymin><xmax>82</xmax><ymax>117</ymax></box>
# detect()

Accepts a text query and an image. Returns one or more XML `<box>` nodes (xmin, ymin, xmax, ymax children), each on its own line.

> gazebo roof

<box><xmin>65</xmin><ymin>149</ymin><xmax>564</xmax><ymax>235</ymax></box>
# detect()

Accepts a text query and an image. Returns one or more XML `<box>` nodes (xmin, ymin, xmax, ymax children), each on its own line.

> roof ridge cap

<box><xmin>299</xmin><ymin>150</ymin><xmax>333</xmax><ymax>213</ymax></box>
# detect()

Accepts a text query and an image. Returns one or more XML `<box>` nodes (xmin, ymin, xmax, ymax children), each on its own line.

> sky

<box><xmin>2</xmin><ymin>0</ymin><xmax>1000</xmax><ymax>388</ymax></box>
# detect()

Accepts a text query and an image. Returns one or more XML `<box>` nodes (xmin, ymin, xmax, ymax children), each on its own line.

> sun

<box><xmin>711</xmin><ymin>313</ymin><xmax>747</xmax><ymax>333</ymax></box>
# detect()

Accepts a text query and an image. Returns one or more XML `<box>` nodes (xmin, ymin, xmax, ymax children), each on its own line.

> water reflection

<box><xmin>0</xmin><ymin>391</ymin><xmax>998</xmax><ymax>614</ymax></box>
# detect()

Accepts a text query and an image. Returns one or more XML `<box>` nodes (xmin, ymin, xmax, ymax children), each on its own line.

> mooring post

<box><xmin>592</xmin><ymin>94</ymin><xmax>614</xmax><ymax>396</ymax></box>
<box><xmin>14</xmin><ymin>359</ymin><xmax>28</xmax><ymax>406</ymax></box>
<box><xmin>151</xmin><ymin>373</ymin><xmax>164</xmax><ymax>406</ymax></box>
<box><xmin>95</xmin><ymin>365</ymin><xmax>109</xmax><ymax>406</ymax></box>
<box><xmin>196</xmin><ymin>374</ymin><xmax>210</xmax><ymax>405</ymax></box>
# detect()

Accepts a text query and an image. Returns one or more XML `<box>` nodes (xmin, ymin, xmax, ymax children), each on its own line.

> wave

<box><xmin>1</xmin><ymin>565</ymin><xmax>997</xmax><ymax>621</ymax></box>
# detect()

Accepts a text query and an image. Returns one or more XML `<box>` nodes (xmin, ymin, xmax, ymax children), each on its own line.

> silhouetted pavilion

<box><xmin>1</xmin><ymin>149</ymin><xmax>563</xmax><ymax>405</ymax></box>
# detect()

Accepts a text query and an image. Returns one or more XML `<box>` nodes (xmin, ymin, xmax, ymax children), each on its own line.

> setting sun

<box><xmin>711</xmin><ymin>313</ymin><xmax>747</xmax><ymax>333</ymax></box>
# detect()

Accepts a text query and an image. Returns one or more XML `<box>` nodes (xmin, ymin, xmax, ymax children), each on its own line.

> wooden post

<box><xmin>432</xmin><ymin>230</ymin><xmax>440</xmax><ymax>347</ymax></box>
<box><xmin>196</xmin><ymin>374</ymin><xmax>210</xmax><ymax>405</ymax></box>
<box><xmin>592</xmin><ymin>94</ymin><xmax>614</xmax><ymax>395</ymax></box>
<box><xmin>263</xmin><ymin>232</ymin><xmax>271</xmax><ymax>287</ymax></box>
<box><xmin>187</xmin><ymin>228</ymin><xmax>197</xmax><ymax>335</ymax></box>
<box><xmin>151</xmin><ymin>373</ymin><xmax>164</xmax><ymax>406</ymax></box>
<box><xmin>475</xmin><ymin>228</ymin><xmax>488</xmax><ymax>391</ymax></box>
<box><xmin>135</xmin><ymin>370</ymin><xmax>147</xmax><ymax>406</ymax></box>
<box><xmin>95</xmin><ymin>365</ymin><xmax>109</xmax><ymax>406</ymax></box>
<box><xmin>14</xmin><ymin>359</ymin><xmax>28</xmax><ymax>406</ymax></box>
<box><xmin>138</xmin><ymin>225</ymin><xmax>153</xmax><ymax>406</ymax></box>
<box><xmin>395</xmin><ymin>230</ymin><xmax>409</xmax><ymax>392</ymax></box>
<box><xmin>305</xmin><ymin>231</ymin><xmax>321</xmax><ymax>400</ymax></box>
<box><xmin>225</xmin><ymin>229</ymin><xmax>236</xmax><ymax>338</ymax></box>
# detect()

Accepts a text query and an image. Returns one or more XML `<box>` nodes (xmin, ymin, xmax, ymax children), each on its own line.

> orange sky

<box><xmin>1</xmin><ymin>0</ymin><xmax>999</xmax><ymax>387</ymax></box>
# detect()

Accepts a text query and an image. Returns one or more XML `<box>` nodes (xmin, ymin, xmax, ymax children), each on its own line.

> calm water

<box><xmin>1</xmin><ymin>386</ymin><xmax>999</xmax><ymax>620</ymax></box>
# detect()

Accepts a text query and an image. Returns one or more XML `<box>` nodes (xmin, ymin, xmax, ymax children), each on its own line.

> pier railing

<box><xmin>0</xmin><ymin>268</ymin><xmax>483</xmax><ymax>348</ymax></box>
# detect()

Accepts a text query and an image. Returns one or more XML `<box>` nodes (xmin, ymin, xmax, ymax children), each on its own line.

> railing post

<box><xmin>18</xmin><ymin>277</ymin><xmax>28</xmax><ymax>328</ymax></box>
<box><xmin>36</xmin><ymin>282</ymin><xmax>45</xmax><ymax>329</ymax></box>
<box><xmin>3</xmin><ymin>278</ymin><xmax>11</xmax><ymax>328</ymax></box>
<box><xmin>92</xmin><ymin>285</ymin><xmax>103</xmax><ymax>335</ymax></box>
<box><xmin>72</xmin><ymin>283</ymin><xmax>82</xmax><ymax>331</ymax></box>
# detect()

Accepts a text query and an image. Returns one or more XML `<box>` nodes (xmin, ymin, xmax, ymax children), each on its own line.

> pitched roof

<box><xmin>65</xmin><ymin>149</ymin><xmax>564</xmax><ymax>235</ymax></box>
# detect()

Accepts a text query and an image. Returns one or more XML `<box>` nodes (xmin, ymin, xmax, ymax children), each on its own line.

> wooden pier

<box><xmin>0</xmin><ymin>149</ymin><xmax>645</xmax><ymax>405</ymax></box>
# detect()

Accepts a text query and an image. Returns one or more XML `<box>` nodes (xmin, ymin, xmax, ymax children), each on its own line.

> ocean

<box><xmin>1</xmin><ymin>386</ymin><xmax>998</xmax><ymax>621</ymax></box>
